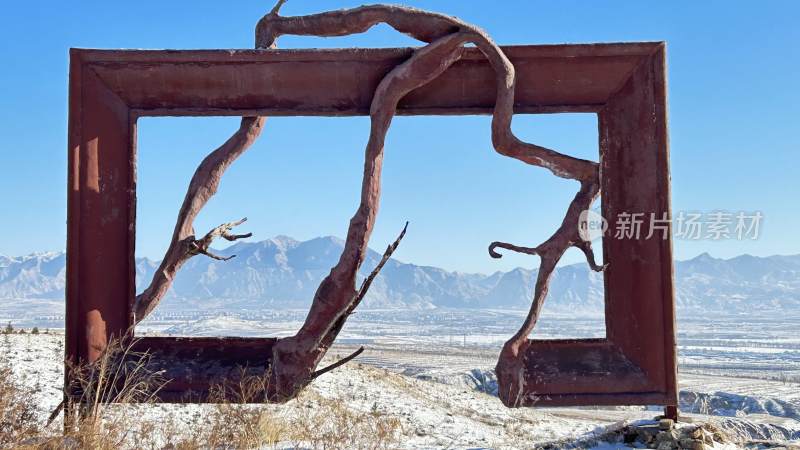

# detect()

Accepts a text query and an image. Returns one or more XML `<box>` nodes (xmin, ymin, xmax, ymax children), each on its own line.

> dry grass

<box><xmin>0</xmin><ymin>336</ymin><xmax>402</xmax><ymax>449</ymax></box>
<box><xmin>6</xmin><ymin>337</ymin><xmax>171</xmax><ymax>449</ymax></box>
<box><xmin>286</xmin><ymin>390</ymin><xmax>402</xmax><ymax>450</ymax></box>
<box><xmin>165</xmin><ymin>371</ymin><xmax>288</xmax><ymax>449</ymax></box>
<box><xmin>0</xmin><ymin>352</ymin><xmax>41</xmax><ymax>446</ymax></box>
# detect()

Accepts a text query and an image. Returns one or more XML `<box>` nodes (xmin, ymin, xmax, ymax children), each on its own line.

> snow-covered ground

<box><xmin>2</xmin><ymin>330</ymin><xmax>799</xmax><ymax>448</ymax></box>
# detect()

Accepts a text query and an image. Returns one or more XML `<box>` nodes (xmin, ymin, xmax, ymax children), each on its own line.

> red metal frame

<box><xmin>67</xmin><ymin>43</ymin><xmax>676</xmax><ymax>412</ymax></box>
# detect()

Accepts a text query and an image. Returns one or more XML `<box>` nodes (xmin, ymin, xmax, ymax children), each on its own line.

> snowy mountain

<box><xmin>0</xmin><ymin>252</ymin><xmax>66</xmax><ymax>299</ymax></box>
<box><xmin>2</xmin><ymin>238</ymin><xmax>799</xmax><ymax>315</ymax></box>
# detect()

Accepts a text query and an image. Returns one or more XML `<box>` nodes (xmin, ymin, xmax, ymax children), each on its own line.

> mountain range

<box><xmin>2</xmin><ymin>236</ymin><xmax>799</xmax><ymax>316</ymax></box>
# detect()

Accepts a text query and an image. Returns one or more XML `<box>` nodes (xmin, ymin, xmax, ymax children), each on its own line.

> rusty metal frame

<box><xmin>66</xmin><ymin>43</ymin><xmax>676</xmax><ymax>412</ymax></box>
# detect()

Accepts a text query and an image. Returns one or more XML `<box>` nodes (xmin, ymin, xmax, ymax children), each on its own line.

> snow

<box><xmin>3</xmin><ymin>332</ymin><xmax>799</xmax><ymax>448</ymax></box>
<box><xmin>0</xmin><ymin>333</ymin><xmax>606</xmax><ymax>448</ymax></box>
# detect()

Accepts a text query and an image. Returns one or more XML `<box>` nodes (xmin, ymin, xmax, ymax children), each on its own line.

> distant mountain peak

<box><xmin>691</xmin><ymin>252</ymin><xmax>716</xmax><ymax>261</ymax></box>
<box><xmin>271</xmin><ymin>234</ymin><xmax>297</xmax><ymax>243</ymax></box>
<box><xmin>267</xmin><ymin>235</ymin><xmax>299</xmax><ymax>249</ymax></box>
<box><xmin>309</xmin><ymin>235</ymin><xmax>345</xmax><ymax>246</ymax></box>
<box><xmin>1</xmin><ymin>241</ymin><xmax>799</xmax><ymax>315</ymax></box>
<box><xmin>2</xmin><ymin>251</ymin><xmax>64</xmax><ymax>262</ymax></box>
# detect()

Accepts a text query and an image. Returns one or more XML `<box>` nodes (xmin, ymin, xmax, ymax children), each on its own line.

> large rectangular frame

<box><xmin>67</xmin><ymin>43</ymin><xmax>677</xmax><ymax>412</ymax></box>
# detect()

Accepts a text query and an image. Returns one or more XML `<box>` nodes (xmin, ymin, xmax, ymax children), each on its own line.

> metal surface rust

<box><xmin>66</xmin><ymin>43</ymin><xmax>676</xmax><ymax>410</ymax></box>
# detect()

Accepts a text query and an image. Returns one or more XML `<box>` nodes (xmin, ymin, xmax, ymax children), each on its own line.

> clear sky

<box><xmin>0</xmin><ymin>1</ymin><xmax>797</xmax><ymax>274</ymax></box>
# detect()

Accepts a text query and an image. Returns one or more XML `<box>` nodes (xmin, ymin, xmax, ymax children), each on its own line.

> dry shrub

<box><xmin>68</xmin><ymin>338</ymin><xmax>165</xmax><ymax>412</ymax></box>
<box><xmin>0</xmin><ymin>353</ymin><xmax>41</xmax><ymax>446</ymax></box>
<box><xmin>3</xmin><ymin>336</ymin><xmax>400</xmax><ymax>449</ymax></box>
<box><xmin>288</xmin><ymin>391</ymin><xmax>402</xmax><ymax>450</ymax></box>
<box><xmin>198</xmin><ymin>405</ymin><xmax>285</xmax><ymax>449</ymax></box>
<box><xmin>182</xmin><ymin>371</ymin><xmax>286</xmax><ymax>449</ymax></box>
<box><xmin>142</xmin><ymin>369</ymin><xmax>287</xmax><ymax>449</ymax></box>
<box><xmin>158</xmin><ymin>366</ymin><xmax>402</xmax><ymax>450</ymax></box>
<box><xmin>14</xmin><ymin>337</ymin><xmax>170</xmax><ymax>449</ymax></box>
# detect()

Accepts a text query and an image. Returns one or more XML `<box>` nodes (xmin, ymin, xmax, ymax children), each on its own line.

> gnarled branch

<box><xmin>488</xmin><ymin>178</ymin><xmax>603</xmax><ymax>406</ymax></box>
<box><xmin>267</xmin><ymin>28</ymin><xmax>473</xmax><ymax>401</ymax></box>
<box><xmin>251</xmin><ymin>3</ymin><xmax>606</xmax><ymax>402</ymax></box>
<box><xmin>132</xmin><ymin>116</ymin><xmax>264</xmax><ymax>324</ymax></box>
<box><xmin>132</xmin><ymin>1</ymin><xmax>608</xmax><ymax>405</ymax></box>
<box><xmin>311</xmin><ymin>346</ymin><xmax>365</xmax><ymax>380</ymax></box>
<box><xmin>318</xmin><ymin>221</ymin><xmax>409</xmax><ymax>352</ymax></box>
<box><xmin>132</xmin><ymin>0</ymin><xmax>289</xmax><ymax>324</ymax></box>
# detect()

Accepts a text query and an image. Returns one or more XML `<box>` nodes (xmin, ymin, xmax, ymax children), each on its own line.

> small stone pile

<box><xmin>621</xmin><ymin>418</ymin><xmax>727</xmax><ymax>450</ymax></box>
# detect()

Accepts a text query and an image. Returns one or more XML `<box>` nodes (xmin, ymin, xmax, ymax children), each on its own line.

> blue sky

<box><xmin>0</xmin><ymin>1</ymin><xmax>797</xmax><ymax>273</ymax></box>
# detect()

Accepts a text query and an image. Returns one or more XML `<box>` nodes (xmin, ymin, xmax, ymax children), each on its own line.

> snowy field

<box><xmin>135</xmin><ymin>309</ymin><xmax>800</xmax><ymax>390</ymax></box>
<box><xmin>1</xmin><ymin>309</ymin><xmax>799</xmax><ymax>448</ymax></box>
<box><xmin>0</xmin><ymin>332</ymin><xmax>761</xmax><ymax>449</ymax></box>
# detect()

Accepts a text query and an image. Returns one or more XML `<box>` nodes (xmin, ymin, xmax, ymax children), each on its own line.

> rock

<box><xmin>656</xmin><ymin>429</ymin><xmax>678</xmax><ymax>442</ymax></box>
<box><xmin>689</xmin><ymin>441</ymin><xmax>706</xmax><ymax>450</ymax></box>
<box><xmin>678</xmin><ymin>437</ymin><xmax>705</xmax><ymax>450</ymax></box>
<box><xmin>654</xmin><ymin>429</ymin><xmax>679</xmax><ymax>450</ymax></box>
<box><xmin>659</xmin><ymin>418</ymin><xmax>675</xmax><ymax>430</ymax></box>
<box><xmin>657</xmin><ymin>441</ymin><xmax>678</xmax><ymax>450</ymax></box>
<box><xmin>623</xmin><ymin>429</ymin><xmax>639</xmax><ymax>444</ymax></box>
<box><xmin>642</xmin><ymin>431</ymin><xmax>659</xmax><ymax>442</ymax></box>
<box><xmin>634</xmin><ymin>424</ymin><xmax>661</xmax><ymax>444</ymax></box>
<box><xmin>19</xmin><ymin>436</ymin><xmax>80</xmax><ymax>449</ymax></box>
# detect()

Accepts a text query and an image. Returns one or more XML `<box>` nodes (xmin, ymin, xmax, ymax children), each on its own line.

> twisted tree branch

<box><xmin>132</xmin><ymin>0</ymin><xmax>286</xmax><ymax>323</ymax></box>
<box><xmin>250</xmin><ymin>3</ymin><xmax>607</xmax><ymax>402</ymax></box>
<box><xmin>266</xmin><ymin>29</ymin><xmax>473</xmax><ymax>401</ymax></box>
<box><xmin>132</xmin><ymin>2</ymin><xmax>608</xmax><ymax>405</ymax></box>
<box><xmin>132</xmin><ymin>112</ymin><xmax>264</xmax><ymax>323</ymax></box>
<box><xmin>318</xmin><ymin>221</ymin><xmax>409</xmax><ymax>352</ymax></box>
<box><xmin>355</xmin><ymin>221</ymin><xmax>408</xmax><ymax>307</ymax></box>
<box><xmin>311</xmin><ymin>346</ymin><xmax>364</xmax><ymax>380</ymax></box>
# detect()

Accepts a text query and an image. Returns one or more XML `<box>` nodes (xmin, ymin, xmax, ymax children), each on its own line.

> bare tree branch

<box><xmin>255</xmin><ymin>5</ymin><xmax>597</xmax><ymax>182</ymax></box>
<box><xmin>132</xmin><ymin>118</ymin><xmax>264</xmax><ymax>324</ymax></box>
<box><xmin>249</xmin><ymin>3</ymin><xmax>608</xmax><ymax>402</ymax></box>
<box><xmin>310</xmin><ymin>346</ymin><xmax>365</xmax><ymax>380</ymax></box>
<box><xmin>316</xmin><ymin>221</ymin><xmax>409</xmax><ymax>353</ymax></box>
<box><xmin>128</xmin><ymin>2</ymin><xmax>610</xmax><ymax>404</ymax></box>
<box><xmin>266</xmin><ymin>29</ymin><xmax>473</xmax><ymax>401</ymax></box>
<box><xmin>269</xmin><ymin>0</ymin><xmax>288</xmax><ymax>17</ymax></box>
<box><xmin>489</xmin><ymin>241</ymin><xmax>540</xmax><ymax>258</ymax></box>
<box><xmin>189</xmin><ymin>218</ymin><xmax>252</xmax><ymax>259</ymax></box>
<box><xmin>577</xmin><ymin>240</ymin><xmax>608</xmax><ymax>272</ymax></box>
<box><xmin>132</xmin><ymin>0</ymin><xmax>288</xmax><ymax>324</ymax></box>
<box><xmin>355</xmin><ymin>221</ymin><xmax>408</xmax><ymax>307</ymax></box>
